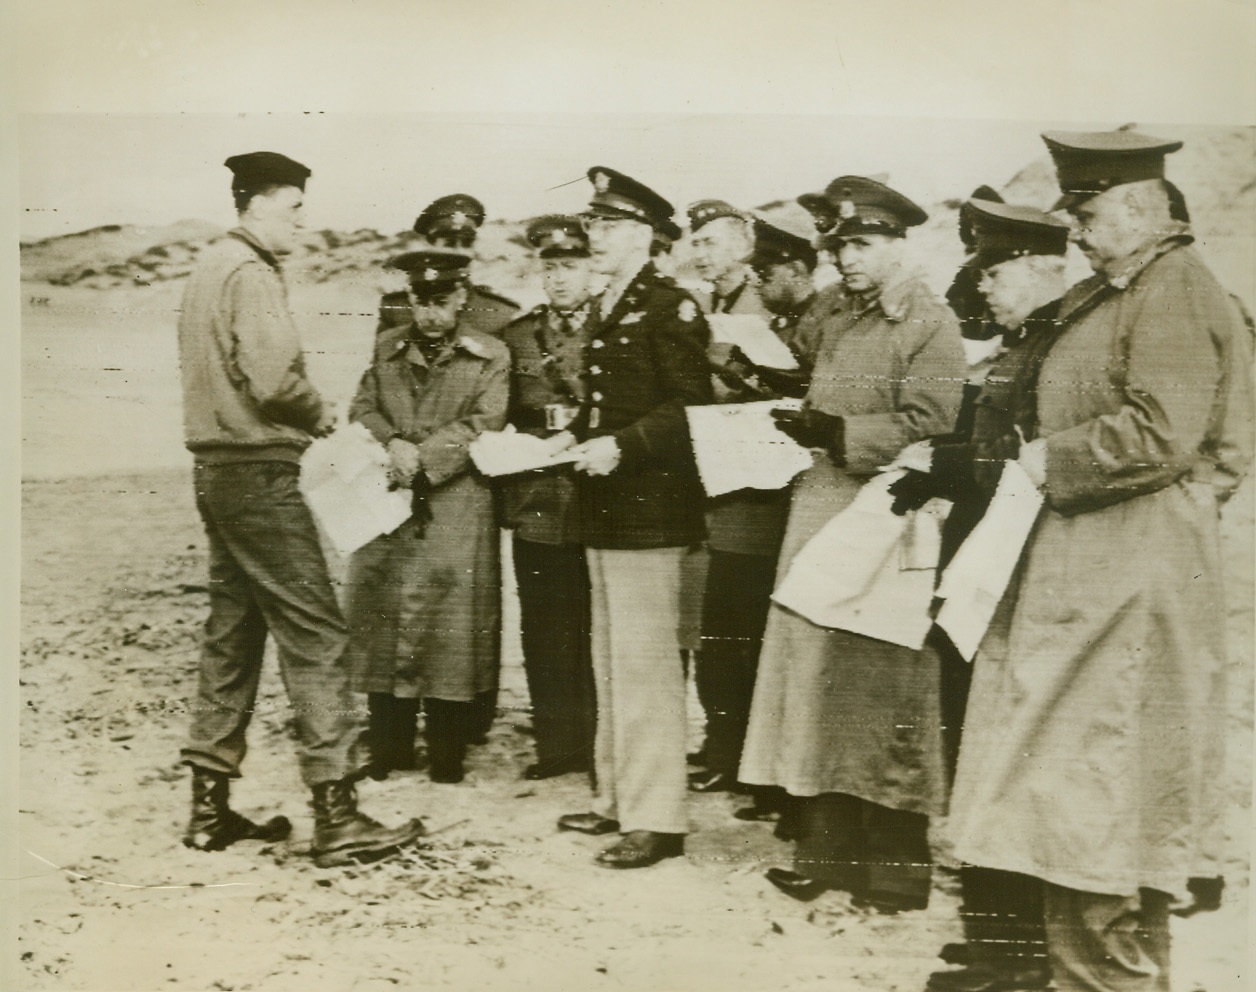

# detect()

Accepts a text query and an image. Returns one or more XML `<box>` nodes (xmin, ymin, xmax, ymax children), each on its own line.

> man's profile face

<box><xmin>836</xmin><ymin>233</ymin><xmax>902</xmax><ymax>295</ymax></box>
<box><xmin>246</xmin><ymin>185</ymin><xmax>305</xmax><ymax>255</ymax></box>
<box><xmin>978</xmin><ymin>256</ymin><xmax>1043</xmax><ymax>330</ymax></box>
<box><xmin>1068</xmin><ymin>187</ymin><xmax>1136</xmax><ymax>272</ymax></box>
<box><xmin>542</xmin><ymin>256</ymin><xmax>593</xmax><ymax>310</ymax></box>
<box><xmin>689</xmin><ymin>217</ymin><xmax>750</xmax><ymax>283</ymax></box>
<box><xmin>408</xmin><ymin>285</ymin><xmax>466</xmax><ymax>338</ymax></box>
<box><xmin>585</xmin><ymin>216</ymin><xmax>649</xmax><ymax>278</ymax></box>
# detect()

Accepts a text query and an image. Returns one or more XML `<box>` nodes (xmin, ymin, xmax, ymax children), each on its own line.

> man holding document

<box><xmin>945</xmin><ymin>131</ymin><xmax>1253</xmax><ymax>991</ymax></box>
<box><xmin>740</xmin><ymin>176</ymin><xmax>965</xmax><ymax>913</ymax></box>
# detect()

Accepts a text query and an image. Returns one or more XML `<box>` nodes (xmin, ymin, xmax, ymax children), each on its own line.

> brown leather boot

<box><xmin>309</xmin><ymin>778</ymin><xmax>425</xmax><ymax>867</ymax></box>
<box><xmin>182</xmin><ymin>766</ymin><xmax>291</xmax><ymax>852</ymax></box>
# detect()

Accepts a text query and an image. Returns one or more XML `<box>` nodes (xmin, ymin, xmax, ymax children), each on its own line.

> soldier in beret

<box><xmin>498</xmin><ymin>216</ymin><xmax>599</xmax><ymax>782</ymax></box>
<box><xmin>885</xmin><ymin>198</ymin><xmax>1071</xmax><ymax>992</ymax></box>
<box><xmin>742</xmin><ymin>176</ymin><xmax>966</xmax><ymax>913</ymax></box>
<box><xmin>377</xmin><ymin>193</ymin><xmax>521</xmax><ymax>337</ymax></box>
<box><xmin>177</xmin><ymin>152</ymin><xmax>425</xmax><ymax>866</ymax></box>
<box><xmin>944</xmin><ymin>131</ymin><xmax>1253</xmax><ymax>992</ymax></box>
<box><xmin>344</xmin><ymin>247</ymin><xmax>511</xmax><ymax>785</ymax></box>
<box><xmin>555</xmin><ymin>167</ymin><xmax>713</xmax><ymax>869</ymax></box>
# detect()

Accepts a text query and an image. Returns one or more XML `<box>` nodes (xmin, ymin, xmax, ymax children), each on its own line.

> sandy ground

<box><xmin>17</xmin><ymin>286</ymin><xmax>1255</xmax><ymax>991</ymax></box>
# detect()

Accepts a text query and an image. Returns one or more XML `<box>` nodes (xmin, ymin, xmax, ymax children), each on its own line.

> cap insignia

<box><xmin>593</xmin><ymin>171</ymin><xmax>610</xmax><ymax>194</ymax></box>
<box><xmin>450</xmin><ymin>210</ymin><xmax>468</xmax><ymax>228</ymax></box>
<box><xmin>552</xmin><ymin>229</ymin><xmax>567</xmax><ymax>245</ymax></box>
<box><xmin>423</xmin><ymin>267</ymin><xmax>439</xmax><ymax>281</ymax></box>
<box><xmin>839</xmin><ymin>199</ymin><xmax>856</xmax><ymax>219</ymax></box>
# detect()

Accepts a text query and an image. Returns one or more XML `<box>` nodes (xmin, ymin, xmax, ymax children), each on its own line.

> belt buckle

<box><xmin>545</xmin><ymin>403</ymin><xmax>576</xmax><ymax>431</ymax></box>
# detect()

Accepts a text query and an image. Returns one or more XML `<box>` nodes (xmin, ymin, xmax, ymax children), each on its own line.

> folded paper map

<box><xmin>685</xmin><ymin>399</ymin><xmax>811</xmax><ymax>497</ymax></box>
<box><xmin>470</xmin><ymin>425</ymin><xmax>580</xmax><ymax>477</ymax></box>
<box><xmin>707</xmin><ymin>313</ymin><xmax>799</xmax><ymax>370</ymax></box>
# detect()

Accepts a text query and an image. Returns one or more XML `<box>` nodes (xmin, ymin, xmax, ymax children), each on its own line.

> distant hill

<box><xmin>19</xmin><ymin>125</ymin><xmax>1255</xmax><ymax>297</ymax></box>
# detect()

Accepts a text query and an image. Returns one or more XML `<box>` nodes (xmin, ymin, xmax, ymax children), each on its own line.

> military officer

<box><xmin>346</xmin><ymin>246</ymin><xmax>511</xmax><ymax>785</ymax></box>
<box><xmin>377</xmin><ymin>193</ymin><xmax>521</xmax><ymax>336</ymax></box>
<box><xmin>683</xmin><ymin>203</ymin><xmax>799</xmax><ymax>799</ymax></box>
<box><xmin>743</xmin><ymin>176</ymin><xmax>966</xmax><ymax>913</ymax></box>
<box><xmin>499</xmin><ymin>215</ymin><xmax>599</xmax><ymax>782</ymax></box>
<box><xmin>886</xmin><ymin>198</ymin><xmax>1072</xmax><ymax>992</ymax></box>
<box><xmin>556</xmin><ymin>167</ymin><xmax>713</xmax><ymax>869</ymax></box>
<box><xmin>946</xmin><ymin>130</ymin><xmax>1253</xmax><ymax>992</ymax></box>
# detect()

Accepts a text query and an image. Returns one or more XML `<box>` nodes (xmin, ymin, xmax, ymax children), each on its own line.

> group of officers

<box><xmin>175</xmin><ymin>130</ymin><xmax>1253</xmax><ymax>992</ymax></box>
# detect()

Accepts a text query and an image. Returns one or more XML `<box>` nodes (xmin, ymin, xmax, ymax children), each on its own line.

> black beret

<box><xmin>1042</xmin><ymin>129</ymin><xmax>1183</xmax><ymax>210</ymax></box>
<box><xmin>584</xmin><ymin>167</ymin><xmax>676</xmax><ymax>233</ymax></box>
<box><xmin>224</xmin><ymin>152</ymin><xmax>311</xmax><ymax>192</ymax></box>
<box><xmin>967</xmin><ymin>199</ymin><xmax>1070</xmax><ymax>271</ymax></box>
<box><xmin>526</xmin><ymin>215</ymin><xmax>590</xmax><ymax>257</ymax></box>
<box><xmin>414</xmin><ymin>194</ymin><xmax>486</xmax><ymax>240</ymax></box>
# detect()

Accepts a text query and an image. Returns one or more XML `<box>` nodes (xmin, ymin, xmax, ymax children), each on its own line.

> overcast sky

<box><xmin>19</xmin><ymin>113</ymin><xmax>1108</xmax><ymax>240</ymax></box>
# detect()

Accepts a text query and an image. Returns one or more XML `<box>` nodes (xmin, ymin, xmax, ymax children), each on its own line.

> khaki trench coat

<box><xmin>344</xmin><ymin>324</ymin><xmax>510</xmax><ymax>701</ymax></box>
<box><xmin>946</xmin><ymin>235</ymin><xmax>1253</xmax><ymax>897</ymax></box>
<box><xmin>739</xmin><ymin>270</ymin><xmax>966</xmax><ymax>814</ymax></box>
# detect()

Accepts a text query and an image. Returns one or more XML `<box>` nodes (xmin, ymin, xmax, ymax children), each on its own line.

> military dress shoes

<box><xmin>925</xmin><ymin>962</ymin><xmax>1051</xmax><ymax>992</ymax></box>
<box><xmin>595</xmin><ymin>831</ymin><xmax>685</xmax><ymax>869</ymax></box>
<box><xmin>557</xmin><ymin>812</ymin><xmax>621</xmax><ymax>835</ymax></box>
<box><xmin>764</xmin><ymin>867</ymin><xmax>831</xmax><ymax>902</ymax></box>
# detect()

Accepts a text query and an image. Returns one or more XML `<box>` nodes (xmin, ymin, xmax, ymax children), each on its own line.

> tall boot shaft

<box><xmin>183</xmin><ymin>766</ymin><xmax>291</xmax><ymax>852</ymax></box>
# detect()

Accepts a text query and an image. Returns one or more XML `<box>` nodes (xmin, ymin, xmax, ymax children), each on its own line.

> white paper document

<box><xmin>299</xmin><ymin>422</ymin><xmax>412</xmax><ymax>557</ymax></box>
<box><xmin>707</xmin><ymin>313</ymin><xmax>799</xmax><ymax>369</ymax></box>
<box><xmin>771</xmin><ymin>470</ymin><xmax>943</xmax><ymax>649</ymax></box>
<box><xmin>685</xmin><ymin>399</ymin><xmax>812</xmax><ymax>497</ymax></box>
<box><xmin>934</xmin><ymin>460</ymin><xmax>1045</xmax><ymax>661</ymax></box>
<box><xmin>469</xmin><ymin>425</ymin><xmax>580</xmax><ymax>477</ymax></box>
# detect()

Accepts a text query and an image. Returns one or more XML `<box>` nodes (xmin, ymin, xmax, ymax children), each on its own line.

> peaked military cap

<box><xmin>526</xmin><ymin>215</ymin><xmax>590</xmax><ymax>257</ymax></box>
<box><xmin>414</xmin><ymin>194</ymin><xmax>487</xmax><ymax>241</ymax></box>
<box><xmin>797</xmin><ymin>173</ymin><xmax>897</xmax><ymax>234</ymax></box>
<box><xmin>966</xmin><ymin>199</ymin><xmax>1070</xmax><ymax>271</ymax></box>
<box><xmin>958</xmin><ymin>185</ymin><xmax>1005</xmax><ymax>250</ymax></box>
<box><xmin>687</xmin><ymin>199</ymin><xmax>749</xmax><ymax>233</ymax></box>
<box><xmin>584</xmin><ymin>166</ymin><xmax>676</xmax><ymax>233</ymax></box>
<box><xmin>1042</xmin><ymin>129</ymin><xmax>1183</xmax><ymax>210</ymax></box>
<box><xmin>387</xmin><ymin>246</ymin><xmax>471</xmax><ymax>295</ymax></box>
<box><xmin>224</xmin><ymin>151</ymin><xmax>311</xmax><ymax>193</ymax></box>
<box><xmin>825</xmin><ymin>176</ymin><xmax>928</xmax><ymax>239</ymax></box>
<box><xmin>748</xmin><ymin>218</ymin><xmax>818</xmax><ymax>271</ymax></box>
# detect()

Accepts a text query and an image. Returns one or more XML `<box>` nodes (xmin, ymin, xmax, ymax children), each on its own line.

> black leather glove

<box><xmin>409</xmin><ymin>472</ymin><xmax>434</xmax><ymax>538</ymax></box>
<box><xmin>771</xmin><ymin>407</ymin><xmax>844</xmax><ymax>462</ymax></box>
<box><xmin>731</xmin><ymin>346</ymin><xmax>810</xmax><ymax>399</ymax></box>
<box><xmin>886</xmin><ymin>469</ymin><xmax>939</xmax><ymax>516</ymax></box>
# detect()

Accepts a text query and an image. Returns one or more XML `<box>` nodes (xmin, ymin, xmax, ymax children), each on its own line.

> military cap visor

<box><xmin>966</xmin><ymin>199</ymin><xmax>1070</xmax><ymax>270</ymax></box>
<box><xmin>1043</xmin><ymin>129</ymin><xmax>1183</xmax><ymax>210</ymax></box>
<box><xmin>748</xmin><ymin>219</ymin><xmax>818</xmax><ymax>270</ymax></box>
<box><xmin>585</xmin><ymin>166</ymin><xmax>676</xmax><ymax>233</ymax></box>
<box><xmin>526</xmin><ymin>215</ymin><xmax>590</xmax><ymax>257</ymax></box>
<box><xmin>225</xmin><ymin>151</ymin><xmax>311</xmax><ymax>192</ymax></box>
<box><xmin>414</xmin><ymin>194</ymin><xmax>486</xmax><ymax>238</ymax></box>
<box><xmin>388</xmin><ymin>249</ymin><xmax>471</xmax><ymax>293</ymax></box>
<box><xmin>801</xmin><ymin>176</ymin><xmax>927</xmax><ymax>239</ymax></box>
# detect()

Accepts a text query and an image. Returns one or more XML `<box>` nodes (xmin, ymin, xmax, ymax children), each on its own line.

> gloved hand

<box><xmin>409</xmin><ymin>471</ymin><xmax>434</xmax><ymax>538</ymax></box>
<box><xmin>732</xmin><ymin>347</ymin><xmax>810</xmax><ymax>399</ymax></box>
<box><xmin>887</xmin><ymin>470</ymin><xmax>939</xmax><ymax>516</ymax></box>
<box><xmin>771</xmin><ymin>407</ymin><xmax>844</xmax><ymax>459</ymax></box>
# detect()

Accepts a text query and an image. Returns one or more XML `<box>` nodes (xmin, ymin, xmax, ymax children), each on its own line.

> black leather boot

<box><xmin>309</xmin><ymin>778</ymin><xmax>425</xmax><ymax>867</ymax></box>
<box><xmin>183</xmin><ymin>766</ymin><xmax>292</xmax><ymax>852</ymax></box>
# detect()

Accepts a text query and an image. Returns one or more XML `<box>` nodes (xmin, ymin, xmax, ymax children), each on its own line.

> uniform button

<box><xmin>592</xmin><ymin>391</ymin><xmax>603</xmax><ymax>401</ymax></box>
<box><xmin>591</xmin><ymin>340</ymin><xmax>604</xmax><ymax>349</ymax></box>
<box><xmin>589</xmin><ymin>365</ymin><xmax>601</xmax><ymax>375</ymax></box>
<box><xmin>619</xmin><ymin>336</ymin><xmax>629</xmax><ymax>344</ymax></box>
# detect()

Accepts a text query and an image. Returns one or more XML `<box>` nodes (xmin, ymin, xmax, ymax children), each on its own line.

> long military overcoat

<box><xmin>738</xmin><ymin>271</ymin><xmax>966</xmax><ymax>815</ymax></box>
<box><xmin>344</xmin><ymin>324</ymin><xmax>510</xmax><ymax>701</ymax></box>
<box><xmin>946</xmin><ymin>235</ymin><xmax>1253</xmax><ymax>898</ymax></box>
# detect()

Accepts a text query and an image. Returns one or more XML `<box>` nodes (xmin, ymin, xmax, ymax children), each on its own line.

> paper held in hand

<box><xmin>934</xmin><ymin>459</ymin><xmax>1045</xmax><ymax>661</ymax></box>
<box><xmin>771</xmin><ymin>470</ymin><xmax>944</xmax><ymax>650</ymax></box>
<box><xmin>469</xmin><ymin>425</ymin><xmax>580</xmax><ymax>477</ymax></box>
<box><xmin>685</xmin><ymin>399</ymin><xmax>811</xmax><ymax>497</ymax></box>
<box><xmin>707</xmin><ymin>313</ymin><xmax>799</xmax><ymax>369</ymax></box>
<box><xmin>298</xmin><ymin>422</ymin><xmax>412</xmax><ymax>557</ymax></box>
